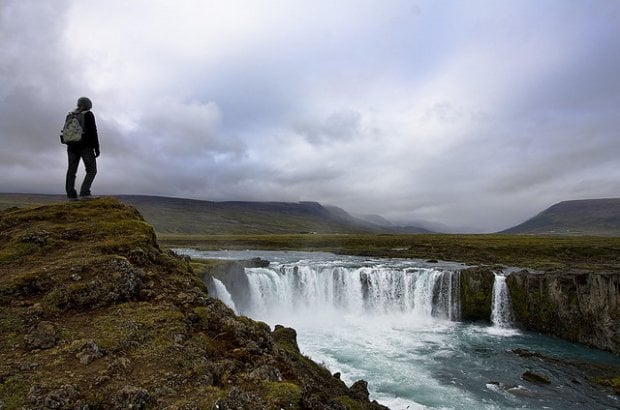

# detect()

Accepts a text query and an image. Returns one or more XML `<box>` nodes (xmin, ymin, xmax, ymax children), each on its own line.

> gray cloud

<box><xmin>292</xmin><ymin>110</ymin><xmax>362</xmax><ymax>145</ymax></box>
<box><xmin>1</xmin><ymin>1</ymin><xmax>619</xmax><ymax>232</ymax></box>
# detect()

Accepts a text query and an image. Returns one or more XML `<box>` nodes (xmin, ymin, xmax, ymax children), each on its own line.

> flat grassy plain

<box><xmin>159</xmin><ymin>233</ymin><xmax>620</xmax><ymax>272</ymax></box>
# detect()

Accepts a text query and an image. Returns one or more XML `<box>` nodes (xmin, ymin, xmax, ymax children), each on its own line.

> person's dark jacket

<box><xmin>81</xmin><ymin>111</ymin><xmax>99</xmax><ymax>151</ymax></box>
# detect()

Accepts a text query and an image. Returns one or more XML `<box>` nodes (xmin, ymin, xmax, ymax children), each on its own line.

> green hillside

<box><xmin>502</xmin><ymin>198</ymin><xmax>620</xmax><ymax>236</ymax></box>
<box><xmin>118</xmin><ymin>195</ymin><xmax>377</xmax><ymax>234</ymax></box>
<box><xmin>0</xmin><ymin>193</ymin><xmax>429</xmax><ymax>235</ymax></box>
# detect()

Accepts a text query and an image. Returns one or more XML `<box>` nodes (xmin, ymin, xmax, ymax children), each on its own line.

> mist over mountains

<box><xmin>118</xmin><ymin>195</ymin><xmax>432</xmax><ymax>234</ymax></box>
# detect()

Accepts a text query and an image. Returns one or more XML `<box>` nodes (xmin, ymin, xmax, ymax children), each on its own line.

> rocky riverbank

<box><xmin>0</xmin><ymin>198</ymin><xmax>387</xmax><ymax>409</ymax></box>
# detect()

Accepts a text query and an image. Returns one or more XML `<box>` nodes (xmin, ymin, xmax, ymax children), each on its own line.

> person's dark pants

<box><xmin>66</xmin><ymin>148</ymin><xmax>97</xmax><ymax>198</ymax></box>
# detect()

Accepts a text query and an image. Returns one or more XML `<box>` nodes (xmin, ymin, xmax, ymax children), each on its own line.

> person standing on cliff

<box><xmin>62</xmin><ymin>97</ymin><xmax>100</xmax><ymax>200</ymax></box>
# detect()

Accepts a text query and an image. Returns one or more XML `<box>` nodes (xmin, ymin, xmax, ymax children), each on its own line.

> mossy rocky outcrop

<box><xmin>0</xmin><ymin>198</ymin><xmax>387</xmax><ymax>409</ymax></box>
<box><xmin>458</xmin><ymin>267</ymin><xmax>495</xmax><ymax>321</ymax></box>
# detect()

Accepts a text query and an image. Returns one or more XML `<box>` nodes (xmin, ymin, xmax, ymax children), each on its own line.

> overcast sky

<box><xmin>1</xmin><ymin>1</ymin><xmax>619</xmax><ymax>232</ymax></box>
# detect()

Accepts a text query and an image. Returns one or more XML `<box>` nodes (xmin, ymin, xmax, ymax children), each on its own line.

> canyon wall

<box><xmin>507</xmin><ymin>270</ymin><xmax>620</xmax><ymax>353</ymax></box>
<box><xmin>459</xmin><ymin>266</ymin><xmax>620</xmax><ymax>354</ymax></box>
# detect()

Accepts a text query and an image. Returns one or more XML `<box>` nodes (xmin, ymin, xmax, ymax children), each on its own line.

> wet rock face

<box><xmin>459</xmin><ymin>267</ymin><xmax>495</xmax><ymax>321</ymax></box>
<box><xmin>522</xmin><ymin>370</ymin><xmax>551</xmax><ymax>385</ymax></box>
<box><xmin>507</xmin><ymin>271</ymin><xmax>620</xmax><ymax>354</ymax></box>
<box><xmin>458</xmin><ymin>264</ymin><xmax>620</xmax><ymax>354</ymax></box>
<box><xmin>349</xmin><ymin>380</ymin><xmax>370</xmax><ymax>401</ymax></box>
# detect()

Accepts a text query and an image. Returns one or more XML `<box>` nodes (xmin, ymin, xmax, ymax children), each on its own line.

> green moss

<box><xmin>335</xmin><ymin>395</ymin><xmax>364</xmax><ymax>410</ymax></box>
<box><xmin>264</xmin><ymin>381</ymin><xmax>302</xmax><ymax>408</ymax></box>
<box><xmin>593</xmin><ymin>376</ymin><xmax>620</xmax><ymax>394</ymax></box>
<box><xmin>96</xmin><ymin>219</ymin><xmax>151</xmax><ymax>236</ymax></box>
<box><xmin>74</xmin><ymin>302</ymin><xmax>187</xmax><ymax>356</ymax></box>
<box><xmin>273</xmin><ymin>327</ymin><xmax>299</xmax><ymax>354</ymax></box>
<box><xmin>192</xmin><ymin>306</ymin><xmax>211</xmax><ymax>328</ymax></box>
<box><xmin>0</xmin><ymin>307</ymin><xmax>24</xmax><ymax>332</ymax></box>
<box><xmin>190</xmin><ymin>259</ymin><xmax>228</xmax><ymax>274</ymax></box>
<box><xmin>507</xmin><ymin>275</ymin><xmax>567</xmax><ymax>335</ymax></box>
<box><xmin>0</xmin><ymin>307</ymin><xmax>25</xmax><ymax>349</ymax></box>
<box><xmin>43</xmin><ymin>285</ymin><xmax>70</xmax><ymax>312</ymax></box>
<box><xmin>459</xmin><ymin>269</ymin><xmax>494</xmax><ymax>321</ymax></box>
<box><xmin>0</xmin><ymin>241</ymin><xmax>39</xmax><ymax>263</ymax></box>
<box><xmin>506</xmin><ymin>276</ymin><xmax>528</xmax><ymax>322</ymax></box>
<box><xmin>171</xmin><ymin>386</ymin><xmax>226</xmax><ymax>408</ymax></box>
<box><xmin>0</xmin><ymin>375</ymin><xmax>29</xmax><ymax>408</ymax></box>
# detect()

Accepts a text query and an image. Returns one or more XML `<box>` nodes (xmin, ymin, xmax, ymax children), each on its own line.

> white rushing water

<box><xmin>241</xmin><ymin>264</ymin><xmax>460</xmax><ymax>323</ymax></box>
<box><xmin>490</xmin><ymin>273</ymin><xmax>514</xmax><ymax>329</ymax></box>
<box><xmin>177</xmin><ymin>249</ymin><xmax>620</xmax><ymax>410</ymax></box>
<box><xmin>210</xmin><ymin>277</ymin><xmax>238</xmax><ymax>312</ymax></box>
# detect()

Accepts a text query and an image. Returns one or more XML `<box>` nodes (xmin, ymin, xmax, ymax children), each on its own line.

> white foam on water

<box><xmin>238</xmin><ymin>262</ymin><xmax>479</xmax><ymax>408</ymax></box>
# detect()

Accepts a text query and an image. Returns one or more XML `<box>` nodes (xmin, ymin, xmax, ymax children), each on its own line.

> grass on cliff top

<box><xmin>159</xmin><ymin>233</ymin><xmax>620</xmax><ymax>272</ymax></box>
<box><xmin>0</xmin><ymin>198</ymin><xmax>154</xmax><ymax>268</ymax></box>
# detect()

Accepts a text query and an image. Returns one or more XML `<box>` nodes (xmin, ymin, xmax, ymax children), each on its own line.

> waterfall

<box><xmin>227</xmin><ymin>264</ymin><xmax>460</xmax><ymax>321</ymax></box>
<box><xmin>211</xmin><ymin>277</ymin><xmax>238</xmax><ymax>313</ymax></box>
<box><xmin>433</xmin><ymin>270</ymin><xmax>461</xmax><ymax>321</ymax></box>
<box><xmin>490</xmin><ymin>273</ymin><xmax>514</xmax><ymax>328</ymax></box>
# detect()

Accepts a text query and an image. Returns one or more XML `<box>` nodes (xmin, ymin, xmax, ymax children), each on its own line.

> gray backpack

<box><xmin>61</xmin><ymin>111</ymin><xmax>85</xmax><ymax>144</ymax></box>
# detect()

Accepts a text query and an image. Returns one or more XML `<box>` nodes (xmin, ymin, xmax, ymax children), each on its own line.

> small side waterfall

<box><xmin>211</xmin><ymin>277</ymin><xmax>238</xmax><ymax>313</ymax></box>
<box><xmin>490</xmin><ymin>273</ymin><xmax>514</xmax><ymax>328</ymax></box>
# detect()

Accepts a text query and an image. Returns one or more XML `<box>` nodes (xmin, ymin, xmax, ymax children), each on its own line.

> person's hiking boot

<box><xmin>79</xmin><ymin>194</ymin><xmax>96</xmax><ymax>200</ymax></box>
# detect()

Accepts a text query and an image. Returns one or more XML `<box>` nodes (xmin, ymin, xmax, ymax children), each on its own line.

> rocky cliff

<box><xmin>459</xmin><ymin>267</ymin><xmax>495</xmax><ymax>321</ymax></box>
<box><xmin>507</xmin><ymin>270</ymin><xmax>620</xmax><ymax>353</ymax></box>
<box><xmin>458</xmin><ymin>266</ymin><xmax>620</xmax><ymax>354</ymax></box>
<box><xmin>0</xmin><ymin>198</ymin><xmax>387</xmax><ymax>409</ymax></box>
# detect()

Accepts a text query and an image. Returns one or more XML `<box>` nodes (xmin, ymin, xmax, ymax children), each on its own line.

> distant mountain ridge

<box><xmin>0</xmin><ymin>193</ymin><xmax>430</xmax><ymax>234</ymax></box>
<box><xmin>118</xmin><ymin>195</ymin><xmax>431</xmax><ymax>234</ymax></box>
<box><xmin>502</xmin><ymin>198</ymin><xmax>620</xmax><ymax>236</ymax></box>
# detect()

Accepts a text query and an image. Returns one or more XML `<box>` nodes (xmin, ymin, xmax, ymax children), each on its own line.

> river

<box><xmin>175</xmin><ymin>249</ymin><xmax>620</xmax><ymax>410</ymax></box>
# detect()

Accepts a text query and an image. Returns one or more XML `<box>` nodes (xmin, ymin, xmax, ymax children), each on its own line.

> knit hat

<box><xmin>77</xmin><ymin>97</ymin><xmax>93</xmax><ymax>111</ymax></box>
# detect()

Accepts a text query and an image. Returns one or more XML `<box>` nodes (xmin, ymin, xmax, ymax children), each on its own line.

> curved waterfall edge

<box><xmin>190</xmin><ymin>251</ymin><xmax>620</xmax><ymax>355</ymax></box>
<box><xmin>202</xmin><ymin>261</ymin><xmax>525</xmax><ymax>327</ymax></box>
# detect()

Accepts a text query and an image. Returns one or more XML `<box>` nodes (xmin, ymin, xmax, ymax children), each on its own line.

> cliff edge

<box><xmin>0</xmin><ymin>198</ymin><xmax>387</xmax><ymax>409</ymax></box>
